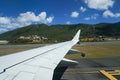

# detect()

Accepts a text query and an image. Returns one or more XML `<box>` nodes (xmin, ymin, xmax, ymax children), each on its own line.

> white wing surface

<box><xmin>0</xmin><ymin>30</ymin><xmax>80</xmax><ymax>80</ymax></box>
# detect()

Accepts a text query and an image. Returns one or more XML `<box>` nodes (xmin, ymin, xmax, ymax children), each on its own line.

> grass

<box><xmin>65</xmin><ymin>45</ymin><xmax>120</xmax><ymax>59</ymax></box>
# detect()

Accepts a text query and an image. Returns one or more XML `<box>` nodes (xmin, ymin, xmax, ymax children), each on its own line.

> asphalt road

<box><xmin>62</xmin><ymin>58</ymin><xmax>120</xmax><ymax>80</ymax></box>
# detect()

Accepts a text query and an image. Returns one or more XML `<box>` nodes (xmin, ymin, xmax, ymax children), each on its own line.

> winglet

<box><xmin>72</xmin><ymin>30</ymin><xmax>81</xmax><ymax>43</ymax></box>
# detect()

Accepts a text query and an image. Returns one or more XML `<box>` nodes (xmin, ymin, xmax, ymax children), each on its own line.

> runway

<box><xmin>62</xmin><ymin>58</ymin><xmax>120</xmax><ymax>80</ymax></box>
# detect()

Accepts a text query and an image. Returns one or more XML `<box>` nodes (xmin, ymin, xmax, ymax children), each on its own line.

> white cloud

<box><xmin>71</xmin><ymin>11</ymin><xmax>79</xmax><ymax>18</ymax></box>
<box><xmin>17</xmin><ymin>12</ymin><xmax>39</xmax><ymax>22</ymax></box>
<box><xmin>0</xmin><ymin>11</ymin><xmax>54</xmax><ymax>33</ymax></box>
<box><xmin>0</xmin><ymin>28</ymin><xmax>9</xmax><ymax>34</ymax></box>
<box><xmin>85</xmin><ymin>0</ymin><xmax>114</xmax><ymax>10</ymax></box>
<box><xmin>103</xmin><ymin>10</ymin><xmax>114</xmax><ymax>17</ymax></box>
<box><xmin>103</xmin><ymin>10</ymin><xmax>120</xmax><ymax>18</ymax></box>
<box><xmin>0</xmin><ymin>17</ymin><xmax>10</xmax><ymax>24</ymax></box>
<box><xmin>39</xmin><ymin>12</ymin><xmax>46</xmax><ymax>20</ymax></box>
<box><xmin>80</xmin><ymin>6</ymin><xmax>86</xmax><ymax>12</ymax></box>
<box><xmin>116</xmin><ymin>13</ymin><xmax>120</xmax><ymax>17</ymax></box>
<box><xmin>84</xmin><ymin>14</ymin><xmax>99</xmax><ymax>20</ymax></box>
<box><xmin>66</xmin><ymin>21</ymin><xmax>71</xmax><ymax>24</ymax></box>
<box><xmin>84</xmin><ymin>17</ymin><xmax>90</xmax><ymax>20</ymax></box>
<box><xmin>46</xmin><ymin>17</ymin><xmax>54</xmax><ymax>23</ymax></box>
<box><xmin>17</xmin><ymin>11</ymin><xmax>54</xmax><ymax>23</ymax></box>
<box><xmin>91</xmin><ymin>14</ymin><xmax>99</xmax><ymax>19</ymax></box>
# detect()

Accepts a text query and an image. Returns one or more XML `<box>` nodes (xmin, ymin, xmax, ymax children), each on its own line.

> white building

<box><xmin>0</xmin><ymin>40</ymin><xmax>8</xmax><ymax>44</ymax></box>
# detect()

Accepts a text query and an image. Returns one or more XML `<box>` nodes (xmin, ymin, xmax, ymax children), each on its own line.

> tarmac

<box><xmin>61</xmin><ymin>58</ymin><xmax>120</xmax><ymax>80</ymax></box>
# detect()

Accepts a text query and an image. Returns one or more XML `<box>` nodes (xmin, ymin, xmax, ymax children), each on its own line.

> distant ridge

<box><xmin>0</xmin><ymin>22</ymin><xmax>120</xmax><ymax>43</ymax></box>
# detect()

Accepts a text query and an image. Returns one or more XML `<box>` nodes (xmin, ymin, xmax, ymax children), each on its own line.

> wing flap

<box><xmin>68</xmin><ymin>49</ymin><xmax>80</xmax><ymax>54</ymax></box>
<box><xmin>62</xmin><ymin>58</ymin><xmax>78</xmax><ymax>63</ymax></box>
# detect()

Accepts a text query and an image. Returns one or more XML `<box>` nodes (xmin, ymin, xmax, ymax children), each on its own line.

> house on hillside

<box><xmin>18</xmin><ymin>35</ymin><xmax>48</xmax><ymax>43</ymax></box>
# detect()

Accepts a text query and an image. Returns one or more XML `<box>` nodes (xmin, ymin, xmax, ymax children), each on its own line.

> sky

<box><xmin>0</xmin><ymin>0</ymin><xmax>120</xmax><ymax>33</ymax></box>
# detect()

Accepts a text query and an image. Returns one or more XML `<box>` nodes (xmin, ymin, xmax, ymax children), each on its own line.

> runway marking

<box><xmin>64</xmin><ymin>70</ymin><xmax>120</xmax><ymax>80</ymax></box>
<box><xmin>114</xmin><ymin>70</ymin><xmax>120</xmax><ymax>75</ymax></box>
<box><xmin>100</xmin><ymin>70</ymin><xmax>120</xmax><ymax>80</ymax></box>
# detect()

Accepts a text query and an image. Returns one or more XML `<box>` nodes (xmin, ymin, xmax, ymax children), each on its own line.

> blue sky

<box><xmin>0</xmin><ymin>0</ymin><xmax>120</xmax><ymax>33</ymax></box>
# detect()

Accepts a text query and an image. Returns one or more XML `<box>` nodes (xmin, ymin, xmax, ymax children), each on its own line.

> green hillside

<box><xmin>0</xmin><ymin>22</ymin><xmax>120</xmax><ymax>43</ymax></box>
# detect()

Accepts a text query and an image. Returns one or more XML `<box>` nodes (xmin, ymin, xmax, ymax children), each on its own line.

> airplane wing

<box><xmin>0</xmin><ymin>30</ymin><xmax>80</xmax><ymax>80</ymax></box>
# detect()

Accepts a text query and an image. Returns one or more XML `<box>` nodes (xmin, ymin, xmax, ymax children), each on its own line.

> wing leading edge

<box><xmin>0</xmin><ymin>30</ymin><xmax>81</xmax><ymax>80</ymax></box>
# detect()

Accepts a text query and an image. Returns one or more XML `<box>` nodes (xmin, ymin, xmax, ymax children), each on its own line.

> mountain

<box><xmin>0</xmin><ymin>22</ymin><xmax>120</xmax><ymax>43</ymax></box>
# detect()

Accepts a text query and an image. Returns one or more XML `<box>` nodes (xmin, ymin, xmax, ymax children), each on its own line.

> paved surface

<box><xmin>62</xmin><ymin>58</ymin><xmax>120</xmax><ymax>80</ymax></box>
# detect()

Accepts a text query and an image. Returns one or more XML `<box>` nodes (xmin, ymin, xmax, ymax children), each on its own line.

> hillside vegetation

<box><xmin>0</xmin><ymin>22</ymin><xmax>120</xmax><ymax>43</ymax></box>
